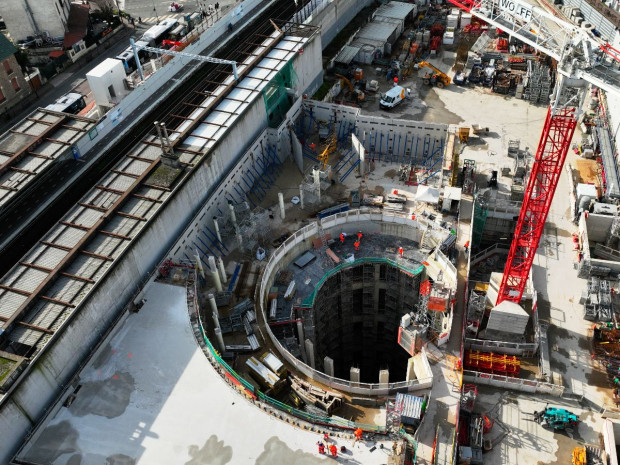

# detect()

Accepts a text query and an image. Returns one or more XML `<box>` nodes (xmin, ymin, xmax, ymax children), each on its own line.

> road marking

<box><xmin>139</xmin><ymin>14</ymin><xmax>180</xmax><ymax>24</ymax></box>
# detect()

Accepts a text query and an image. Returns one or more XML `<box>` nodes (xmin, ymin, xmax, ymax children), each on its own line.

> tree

<box><xmin>92</xmin><ymin>0</ymin><xmax>118</xmax><ymax>21</ymax></box>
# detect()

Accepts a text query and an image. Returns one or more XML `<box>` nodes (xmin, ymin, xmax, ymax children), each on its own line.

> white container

<box><xmin>447</xmin><ymin>14</ymin><xmax>459</xmax><ymax>28</ymax></box>
<box><xmin>461</xmin><ymin>13</ymin><xmax>472</xmax><ymax>27</ymax></box>
<box><xmin>417</xmin><ymin>31</ymin><xmax>424</xmax><ymax>43</ymax></box>
<box><xmin>443</xmin><ymin>31</ymin><xmax>455</xmax><ymax>45</ymax></box>
<box><xmin>422</xmin><ymin>30</ymin><xmax>431</xmax><ymax>45</ymax></box>
<box><xmin>451</xmin><ymin>8</ymin><xmax>461</xmax><ymax>17</ymax></box>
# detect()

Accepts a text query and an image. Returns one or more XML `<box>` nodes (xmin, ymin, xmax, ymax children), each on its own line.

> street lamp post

<box><xmin>151</xmin><ymin>0</ymin><xmax>159</xmax><ymax>23</ymax></box>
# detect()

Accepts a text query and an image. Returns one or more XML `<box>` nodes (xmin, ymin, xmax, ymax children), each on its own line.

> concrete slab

<box><xmin>16</xmin><ymin>283</ymin><xmax>395</xmax><ymax>465</ymax></box>
<box><xmin>473</xmin><ymin>388</ymin><xmax>603</xmax><ymax>465</ymax></box>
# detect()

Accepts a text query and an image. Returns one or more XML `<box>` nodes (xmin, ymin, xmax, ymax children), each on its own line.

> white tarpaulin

<box><xmin>415</xmin><ymin>185</ymin><xmax>440</xmax><ymax>204</ymax></box>
<box><xmin>443</xmin><ymin>186</ymin><xmax>462</xmax><ymax>202</ymax></box>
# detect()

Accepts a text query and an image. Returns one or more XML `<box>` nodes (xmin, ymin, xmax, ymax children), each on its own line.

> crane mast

<box><xmin>444</xmin><ymin>0</ymin><xmax>620</xmax><ymax>304</ymax></box>
<box><xmin>499</xmin><ymin>107</ymin><xmax>576</xmax><ymax>302</ymax></box>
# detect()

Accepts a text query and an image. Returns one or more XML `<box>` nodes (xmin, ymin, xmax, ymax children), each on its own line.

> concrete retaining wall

<box><xmin>258</xmin><ymin>209</ymin><xmax>435</xmax><ymax>395</ymax></box>
<box><xmin>302</xmin><ymin>0</ymin><xmax>374</xmax><ymax>49</ymax></box>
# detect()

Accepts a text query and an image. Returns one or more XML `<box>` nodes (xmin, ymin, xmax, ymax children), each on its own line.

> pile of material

<box><xmin>464</xmin><ymin>350</ymin><xmax>520</xmax><ymax>377</ymax></box>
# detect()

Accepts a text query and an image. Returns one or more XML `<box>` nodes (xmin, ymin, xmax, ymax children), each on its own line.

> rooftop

<box><xmin>63</xmin><ymin>3</ymin><xmax>90</xmax><ymax>48</ymax></box>
<box><xmin>0</xmin><ymin>32</ymin><xmax>16</xmax><ymax>61</ymax></box>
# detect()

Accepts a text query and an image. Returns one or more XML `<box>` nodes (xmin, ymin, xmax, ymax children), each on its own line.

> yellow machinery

<box><xmin>417</xmin><ymin>61</ymin><xmax>451</xmax><ymax>88</ymax></box>
<box><xmin>318</xmin><ymin>136</ymin><xmax>337</xmax><ymax>170</ymax></box>
<box><xmin>335</xmin><ymin>74</ymin><xmax>365</xmax><ymax>102</ymax></box>
<box><xmin>458</xmin><ymin>127</ymin><xmax>470</xmax><ymax>143</ymax></box>
<box><xmin>572</xmin><ymin>446</ymin><xmax>586</xmax><ymax>465</ymax></box>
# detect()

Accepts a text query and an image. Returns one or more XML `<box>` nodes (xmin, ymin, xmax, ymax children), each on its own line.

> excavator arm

<box><xmin>418</xmin><ymin>61</ymin><xmax>451</xmax><ymax>86</ymax></box>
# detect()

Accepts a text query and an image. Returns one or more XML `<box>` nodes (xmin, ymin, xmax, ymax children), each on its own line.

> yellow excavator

<box><xmin>335</xmin><ymin>74</ymin><xmax>365</xmax><ymax>102</ymax></box>
<box><xmin>417</xmin><ymin>61</ymin><xmax>451</xmax><ymax>88</ymax></box>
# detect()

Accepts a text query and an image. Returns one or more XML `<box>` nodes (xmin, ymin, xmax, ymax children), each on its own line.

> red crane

<box><xmin>444</xmin><ymin>0</ymin><xmax>620</xmax><ymax>304</ymax></box>
<box><xmin>498</xmin><ymin>108</ymin><xmax>576</xmax><ymax>303</ymax></box>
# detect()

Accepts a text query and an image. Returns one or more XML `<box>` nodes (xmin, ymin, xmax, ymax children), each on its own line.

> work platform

<box><xmin>13</xmin><ymin>282</ymin><xmax>394</xmax><ymax>464</ymax></box>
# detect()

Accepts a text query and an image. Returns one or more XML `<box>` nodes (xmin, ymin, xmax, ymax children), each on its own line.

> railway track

<box><xmin>0</xmin><ymin>0</ymin><xmax>311</xmax><ymax>276</ymax></box>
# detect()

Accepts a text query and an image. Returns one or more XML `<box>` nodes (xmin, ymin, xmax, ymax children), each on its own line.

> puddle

<box><xmin>185</xmin><ymin>435</ymin><xmax>233</xmax><ymax>465</ymax></box>
<box><xmin>69</xmin><ymin>372</ymin><xmax>135</xmax><ymax>418</ymax></box>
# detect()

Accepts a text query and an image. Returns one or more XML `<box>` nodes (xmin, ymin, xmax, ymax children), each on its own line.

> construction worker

<box><xmin>317</xmin><ymin>442</ymin><xmax>325</xmax><ymax>454</ymax></box>
<box><xmin>357</xmin><ymin>232</ymin><xmax>363</xmax><ymax>241</ymax></box>
<box><xmin>354</xmin><ymin>427</ymin><xmax>363</xmax><ymax>443</ymax></box>
<box><xmin>340</xmin><ymin>233</ymin><xmax>345</xmax><ymax>244</ymax></box>
<box><xmin>329</xmin><ymin>444</ymin><xmax>338</xmax><ymax>457</ymax></box>
<box><xmin>354</xmin><ymin>241</ymin><xmax>360</xmax><ymax>251</ymax></box>
<box><xmin>464</xmin><ymin>240</ymin><xmax>470</xmax><ymax>253</ymax></box>
<box><xmin>398</xmin><ymin>247</ymin><xmax>404</xmax><ymax>257</ymax></box>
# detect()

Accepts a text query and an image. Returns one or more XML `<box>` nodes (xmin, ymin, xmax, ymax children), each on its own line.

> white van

<box><xmin>380</xmin><ymin>85</ymin><xmax>407</xmax><ymax>109</ymax></box>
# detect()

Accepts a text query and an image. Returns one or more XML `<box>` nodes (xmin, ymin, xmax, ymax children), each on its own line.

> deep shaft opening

<box><xmin>311</xmin><ymin>262</ymin><xmax>423</xmax><ymax>383</ymax></box>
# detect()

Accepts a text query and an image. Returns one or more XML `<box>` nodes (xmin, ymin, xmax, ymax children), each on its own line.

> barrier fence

<box><xmin>257</xmin><ymin>209</ymin><xmax>435</xmax><ymax>395</ymax></box>
<box><xmin>462</xmin><ymin>370</ymin><xmax>565</xmax><ymax>396</ymax></box>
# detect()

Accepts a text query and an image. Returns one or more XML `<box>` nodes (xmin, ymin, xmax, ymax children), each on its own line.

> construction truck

<box><xmin>417</xmin><ymin>61</ymin><xmax>451</xmax><ymax>88</ymax></box>
<box><xmin>532</xmin><ymin>406</ymin><xmax>579</xmax><ymax>431</ymax></box>
<box><xmin>335</xmin><ymin>74</ymin><xmax>365</xmax><ymax>103</ymax></box>
<box><xmin>380</xmin><ymin>86</ymin><xmax>409</xmax><ymax>110</ymax></box>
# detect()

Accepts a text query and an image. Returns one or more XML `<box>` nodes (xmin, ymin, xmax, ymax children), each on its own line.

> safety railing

<box><xmin>256</xmin><ymin>208</ymin><xmax>436</xmax><ymax>395</ymax></box>
<box><xmin>299</xmin><ymin>256</ymin><xmax>424</xmax><ymax>308</ymax></box>
<box><xmin>462</xmin><ymin>370</ymin><xmax>565</xmax><ymax>396</ymax></box>
<box><xmin>464</xmin><ymin>338</ymin><xmax>538</xmax><ymax>355</ymax></box>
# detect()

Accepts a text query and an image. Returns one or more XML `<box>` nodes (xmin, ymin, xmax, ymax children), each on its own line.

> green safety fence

<box><xmin>194</xmin><ymin>288</ymin><xmax>386</xmax><ymax>433</ymax></box>
<box><xmin>263</xmin><ymin>62</ymin><xmax>298</xmax><ymax>128</ymax></box>
<box><xmin>299</xmin><ymin>257</ymin><xmax>425</xmax><ymax>308</ymax></box>
<box><xmin>398</xmin><ymin>428</ymin><xmax>419</xmax><ymax>465</ymax></box>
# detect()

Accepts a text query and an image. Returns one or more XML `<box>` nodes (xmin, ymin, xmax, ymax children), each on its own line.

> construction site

<box><xmin>4</xmin><ymin>0</ymin><xmax>620</xmax><ymax>464</ymax></box>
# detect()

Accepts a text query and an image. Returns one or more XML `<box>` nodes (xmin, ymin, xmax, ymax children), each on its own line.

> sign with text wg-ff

<box><xmin>498</xmin><ymin>0</ymin><xmax>533</xmax><ymax>22</ymax></box>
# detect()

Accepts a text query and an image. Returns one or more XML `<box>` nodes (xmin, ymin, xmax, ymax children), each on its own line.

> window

<box><xmin>0</xmin><ymin>87</ymin><xmax>5</xmax><ymax>103</ymax></box>
<box><xmin>10</xmin><ymin>77</ymin><xmax>20</xmax><ymax>92</ymax></box>
<box><xmin>3</xmin><ymin>60</ymin><xmax>12</xmax><ymax>75</ymax></box>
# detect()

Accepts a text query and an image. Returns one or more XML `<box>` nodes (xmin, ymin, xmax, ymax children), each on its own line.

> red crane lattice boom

<box><xmin>497</xmin><ymin>107</ymin><xmax>577</xmax><ymax>303</ymax></box>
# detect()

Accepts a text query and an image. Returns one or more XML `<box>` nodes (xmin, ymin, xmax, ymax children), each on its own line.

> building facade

<box><xmin>0</xmin><ymin>0</ymin><xmax>72</xmax><ymax>42</ymax></box>
<box><xmin>0</xmin><ymin>34</ymin><xmax>31</xmax><ymax>114</ymax></box>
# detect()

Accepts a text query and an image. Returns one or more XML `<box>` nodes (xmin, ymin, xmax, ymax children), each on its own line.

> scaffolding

<box><xmin>472</xmin><ymin>197</ymin><xmax>488</xmax><ymax>250</ymax></box>
<box><xmin>525</xmin><ymin>61</ymin><xmax>552</xmax><ymax>105</ymax></box>
<box><xmin>462</xmin><ymin>159</ymin><xmax>476</xmax><ymax>195</ymax></box>
<box><xmin>466</xmin><ymin>289</ymin><xmax>486</xmax><ymax>338</ymax></box>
